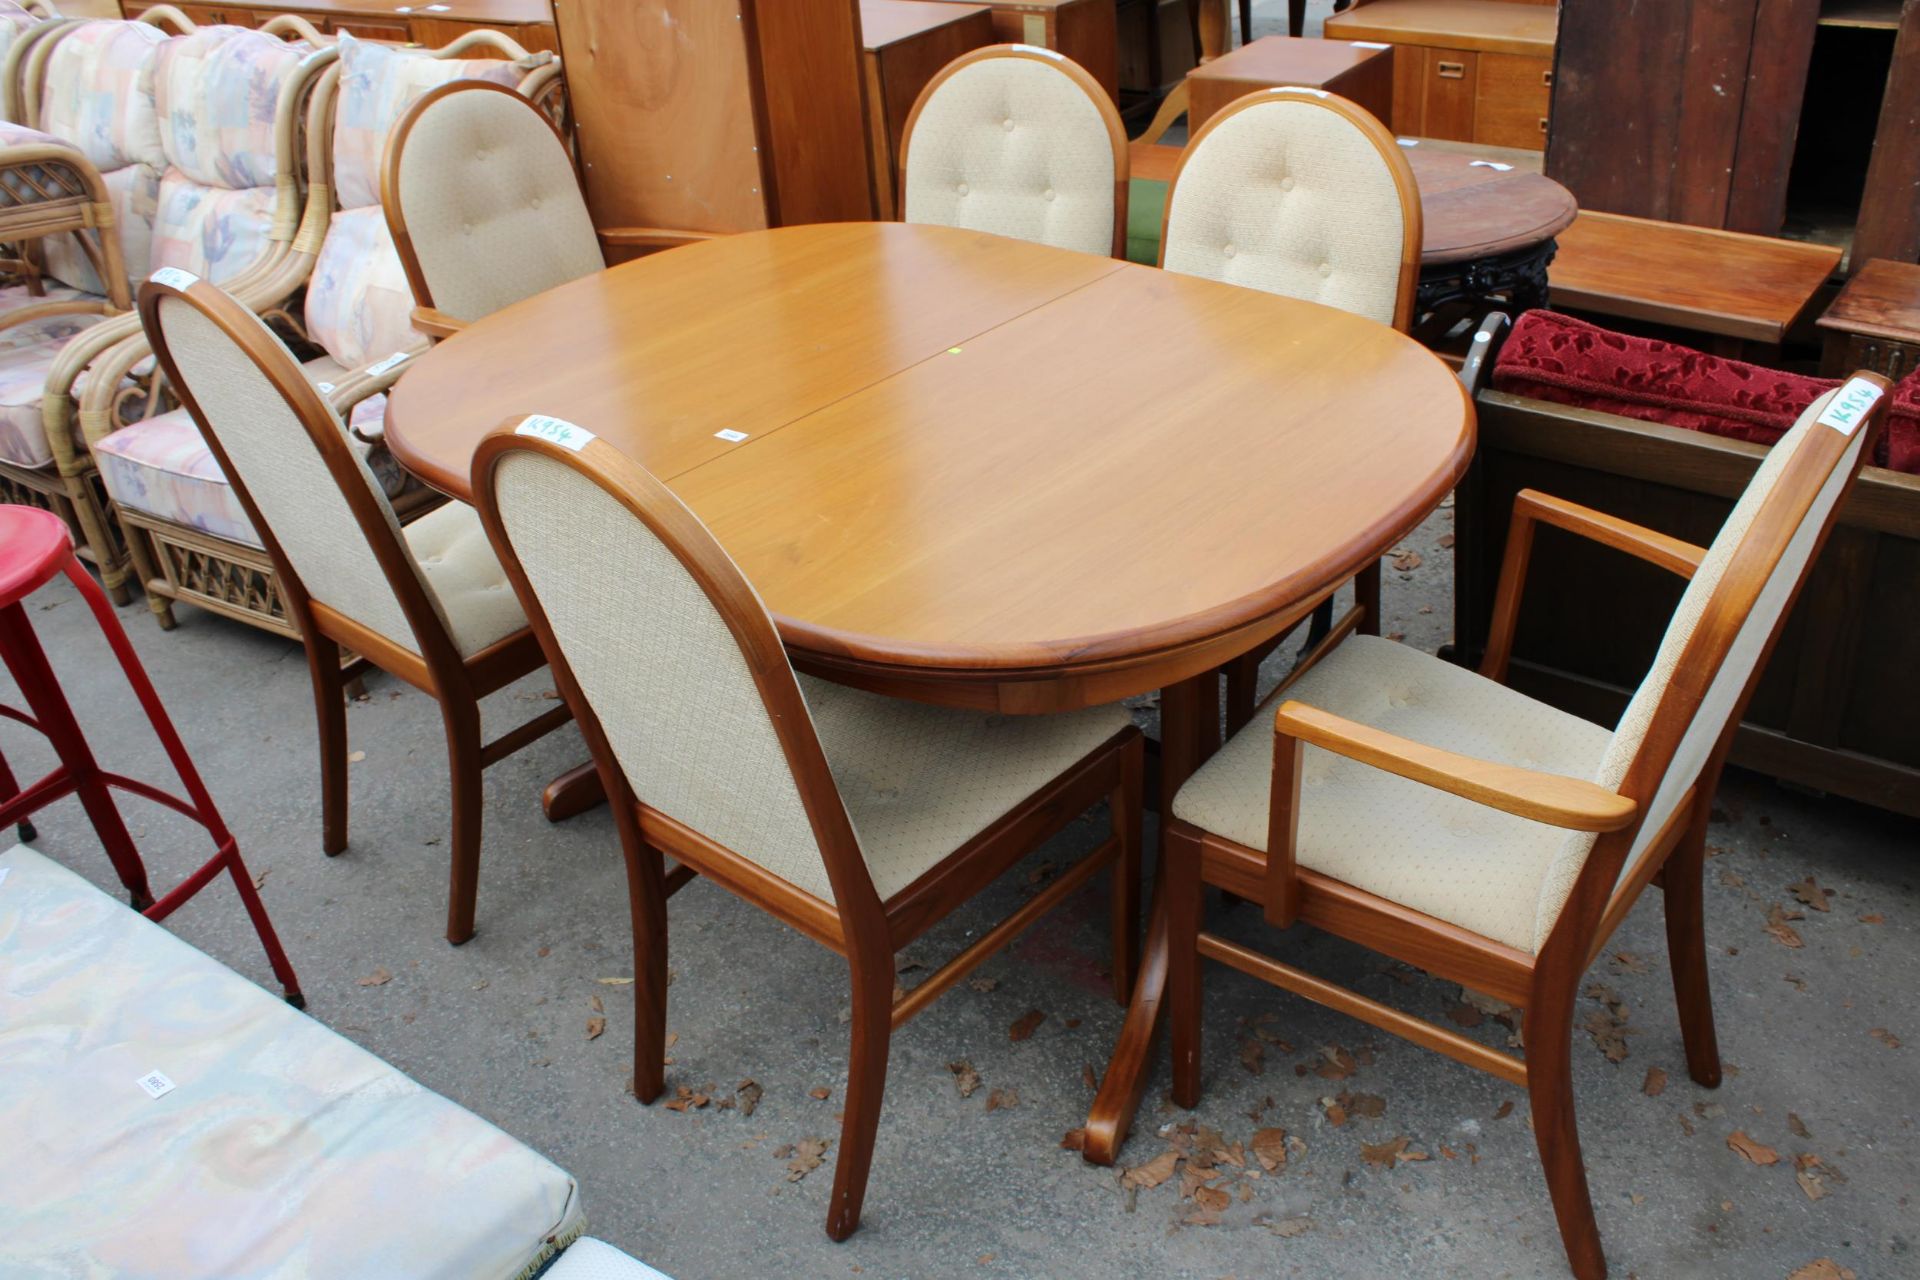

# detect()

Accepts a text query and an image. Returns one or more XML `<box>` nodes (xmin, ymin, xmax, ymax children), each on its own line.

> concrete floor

<box><xmin>4</xmin><ymin>488</ymin><xmax>1913</xmax><ymax>1280</ymax></box>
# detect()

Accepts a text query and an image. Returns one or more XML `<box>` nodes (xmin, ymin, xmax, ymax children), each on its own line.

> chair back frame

<box><xmin>380</xmin><ymin>78</ymin><xmax>594</xmax><ymax>323</ymax></box>
<box><xmin>899</xmin><ymin>43</ymin><xmax>1130</xmax><ymax>260</ymax></box>
<box><xmin>1160</xmin><ymin>86</ymin><xmax>1423</xmax><ymax>333</ymax></box>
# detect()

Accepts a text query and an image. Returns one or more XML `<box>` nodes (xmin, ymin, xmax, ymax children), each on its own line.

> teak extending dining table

<box><xmin>383</xmin><ymin>220</ymin><xmax>1474</xmax><ymax>1165</ymax></box>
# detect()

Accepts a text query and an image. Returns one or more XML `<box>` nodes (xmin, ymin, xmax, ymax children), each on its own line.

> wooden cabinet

<box><xmin>120</xmin><ymin>0</ymin><xmax>558</xmax><ymax>49</ymax></box>
<box><xmin>861</xmin><ymin>1</ymin><xmax>996</xmax><ymax>219</ymax></box>
<box><xmin>1326</xmin><ymin>0</ymin><xmax>1556</xmax><ymax>150</ymax></box>
<box><xmin>918</xmin><ymin>0</ymin><xmax>1120</xmax><ymax>101</ymax></box>
<box><xmin>1187</xmin><ymin>35</ymin><xmax>1393</xmax><ymax>132</ymax></box>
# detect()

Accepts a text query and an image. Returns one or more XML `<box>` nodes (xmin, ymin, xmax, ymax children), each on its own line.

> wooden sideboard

<box><xmin>918</xmin><ymin>0</ymin><xmax>1120</xmax><ymax>101</ymax></box>
<box><xmin>861</xmin><ymin>0</ymin><xmax>995</xmax><ymax>219</ymax></box>
<box><xmin>120</xmin><ymin>0</ymin><xmax>558</xmax><ymax>48</ymax></box>
<box><xmin>1324</xmin><ymin>0</ymin><xmax>1556</xmax><ymax>151</ymax></box>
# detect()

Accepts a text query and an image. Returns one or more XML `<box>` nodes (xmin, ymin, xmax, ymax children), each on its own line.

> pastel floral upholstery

<box><xmin>36</xmin><ymin>19</ymin><xmax>170</xmax><ymax>294</ymax></box>
<box><xmin>0</xmin><ymin>331</ymin><xmax>90</xmax><ymax>465</ymax></box>
<box><xmin>0</xmin><ymin>0</ymin><xmax>38</xmax><ymax>69</ymax></box>
<box><xmin>304</xmin><ymin>35</ymin><xmax>520</xmax><ymax>368</ymax></box>
<box><xmin>148</xmin><ymin>27</ymin><xmax>303</xmax><ymax>285</ymax></box>
<box><xmin>0</xmin><ymin>843</ymin><xmax>589</xmax><ymax>1280</ymax></box>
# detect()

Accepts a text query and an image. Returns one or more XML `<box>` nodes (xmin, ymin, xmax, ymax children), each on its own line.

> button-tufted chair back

<box><xmin>1161</xmin><ymin>88</ymin><xmax>1420</xmax><ymax>332</ymax></box>
<box><xmin>383</xmin><ymin>80</ymin><xmax>604</xmax><ymax>327</ymax></box>
<box><xmin>899</xmin><ymin>44</ymin><xmax>1126</xmax><ymax>259</ymax></box>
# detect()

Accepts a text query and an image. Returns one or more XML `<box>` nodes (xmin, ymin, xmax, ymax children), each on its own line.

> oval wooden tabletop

<box><xmin>1127</xmin><ymin>140</ymin><xmax>1576</xmax><ymax>264</ymax></box>
<box><xmin>386</xmin><ymin>222</ymin><xmax>1473</xmax><ymax>706</ymax></box>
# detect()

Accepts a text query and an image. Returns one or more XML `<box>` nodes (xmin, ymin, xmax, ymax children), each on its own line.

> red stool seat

<box><xmin>0</xmin><ymin>506</ymin><xmax>72</xmax><ymax>607</ymax></box>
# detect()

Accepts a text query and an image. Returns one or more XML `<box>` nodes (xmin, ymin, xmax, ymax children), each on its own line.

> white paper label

<box><xmin>1351</xmin><ymin>40</ymin><xmax>1390</xmax><ymax>49</ymax></box>
<box><xmin>1470</xmin><ymin>160</ymin><xmax>1516</xmax><ymax>172</ymax></box>
<box><xmin>1817</xmin><ymin>378</ymin><xmax>1882</xmax><ymax>437</ymax></box>
<box><xmin>714</xmin><ymin>428</ymin><xmax>749</xmax><ymax>442</ymax></box>
<box><xmin>515</xmin><ymin>414</ymin><xmax>594</xmax><ymax>451</ymax></box>
<box><xmin>1397</xmin><ymin>138</ymin><xmax>1420</xmax><ymax>147</ymax></box>
<box><xmin>137</xmin><ymin>1070</ymin><xmax>176</xmax><ymax>1100</ymax></box>
<box><xmin>363</xmin><ymin>351</ymin><xmax>412</xmax><ymax>378</ymax></box>
<box><xmin>314</xmin><ymin>380</ymin><xmax>336</xmax><ymax>395</ymax></box>
<box><xmin>149</xmin><ymin>268</ymin><xmax>199</xmax><ymax>291</ymax></box>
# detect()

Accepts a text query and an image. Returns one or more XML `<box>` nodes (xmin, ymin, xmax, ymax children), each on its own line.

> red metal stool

<box><xmin>0</xmin><ymin>505</ymin><xmax>302</xmax><ymax>1005</ymax></box>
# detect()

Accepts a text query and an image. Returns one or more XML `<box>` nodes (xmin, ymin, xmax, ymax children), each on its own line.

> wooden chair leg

<box><xmin>1238</xmin><ymin>0</ymin><xmax>1252</xmax><ymax>45</ymax></box>
<box><xmin>305</xmin><ymin>637</ymin><xmax>349</xmax><ymax>857</ymax></box>
<box><xmin>1525</xmin><ymin>986</ymin><xmax>1608</xmax><ymax>1280</ymax></box>
<box><xmin>1289</xmin><ymin>0</ymin><xmax>1307</xmax><ymax>37</ymax></box>
<box><xmin>1222</xmin><ymin>649</ymin><xmax>1260</xmax><ymax>737</ymax></box>
<box><xmin>825</xmin><ymin>964</ymin><xmax>895</xmax><ymax>1241</ymax></box>
<box><xmin>1167</xmin><ymin>827</ymin><xmax>1204</xmax><ymax>1109</ymax></box>
<box><xmin>1663</xmin><ymin>814</ymin><xmax>1723</xmax><ymax>1087</ymax></box>
<box><xmin>1356</xmin><ymin>560</ymin><xmax>1382</xmax><ymax>636</ymax></box>
<box><xmin>440</xmin><ymin>696</ymin><xmax>484</xmax><ymax>946</ymax></box>
<box><xmin>1109</xmin><ymin>734</ymin><xmax>1144</xmax><ymax>1003</ymax></box>
<box><xmin>628</xmin><ymin>839</ymin><xmax>671</xmax><ymax>1103</ymax></box>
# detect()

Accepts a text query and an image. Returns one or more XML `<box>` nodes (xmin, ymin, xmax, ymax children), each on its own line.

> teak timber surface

<box><xmin>1325</xmin><ymin>0</ymin><xmax>1557</xmax><ymax>55</ymax></box>
<box><xmin>1549</xmin><ymin>211</ymin><xmax>1843</xmax><ymax>345</ymax></box>
<box><xmin>1131</xmin><ymin>140</ymin><xmax>1573</xmax><ymax>263</ymax></box>
<box><xmin>386</xmin><ymin>223</ymin><xmax>1471</xmax><ymax>699</ymax></box>
<box><xmin>1186</xmin><ymin>36</ymin><xmax>1394</xmax><ymax>131</ymax></box>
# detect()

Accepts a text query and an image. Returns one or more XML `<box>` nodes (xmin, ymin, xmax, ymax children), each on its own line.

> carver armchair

<box><xmin>1158</xmin><ymin>375</ymin><xmax>1892</xmax><ymax>1278</ymax></box>
<box><xmin>899</xmin><ymin>44</ymin><xmax>1128</xmax><ymax>259</ymax></box>
<box><xmin>139</xmin><ymin>273</ymin><xmax>574</xmax><ymax>946</ymax></box>
<box><xmin>473</xmin><ymin>417</ymin><xmax>1143</xmax><ymax>1240</ymax></box>
<box><xmin>383</xmin><ymin>79</ymin><xmax>714</xmax><ymax>341</ymax></box>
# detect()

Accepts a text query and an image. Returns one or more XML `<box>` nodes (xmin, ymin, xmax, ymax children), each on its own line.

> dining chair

<box><xmin>1160</xmin><ymin>86</ymin><xmax>1422</xmax><ymax>732</ymax></box>
<box><xmin>899</xmin><ymin>44</ymin><xmax>1129</xmax><ymax>259</ymax></box>
<box><xmin>382</xmin><ymin>79</ymin><xmax>715</xmax><ymax>341</ymax></box>
<box><xmin>472</xmin><ymin>417</ymin><xmax>1144</xmax><ymax>1240</ymax></box>
<box><xmin>1159</xmin><ymin>375</ymin><xmax>1892</xmax><ymax>1279</ymax></box>
<box><xmin>137</xmin><ymin>272</ymin><xmax>573</xmax><ymax>946</ymax></box>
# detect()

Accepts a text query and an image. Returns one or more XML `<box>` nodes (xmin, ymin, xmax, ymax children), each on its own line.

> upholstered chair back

<box><xmin>0</xmin><ymin>1</ymin><xmax>42</xmax><ymax>77</ymax></box>
<box><xmin>386</xmin><ymin>81</ymin><xmax>603</xmax><ymax>324</ymax></box>
<box><xmin>1530</xmin><ymin>381</ymin><xmax>1883</xmax><ymax>951</ymax></box>
<box><xmin>1161</xmin><ymin>88</ymin><xmax>1418</xmax><ymax>331</ymax></box>
<box><xmin>484</xmin><ymin>435</ymin><xmax>858</xmax><ymax>908</ymax></box>
<box><xmin>900</xmin><ymin>45</ymin><xmax>1125</xmax><ymax>258</ymax></box>
<box><xmin>148</xmin><ymin>27</ymin><xmax>307</xmax><ymax>286</ymax></box>
<box><xmin>35</xmin><ymin>18</ymin><xmax>170</xmax><ymax>293</ymax></box>
<box><xmin>302</xmin><ymin>33</ymin><xmax>522</xmax><ymax>370</ymax></box>
<box><xmin>145</xmin><ymin>283</ymin><xmax>452</xmax><ymax>653</ymax></box>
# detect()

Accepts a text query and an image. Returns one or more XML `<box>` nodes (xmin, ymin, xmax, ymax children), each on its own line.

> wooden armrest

<box><xmin>1480</xmin><ymin>488</ymin><xmax>1708</xmax><ymax>683</ymax></box>
<box><xmin>597</xmin><ymin>227</ymin><xmax>721</xmax><ymax>250</ymax></box>
<box><xmin>1264</xmin><ymin>700</ymin><xmax>1637</xmax><ymax>927</ymax></box>
<box><xmin>411</xmin><ymin>306</ymin><xmax>465</xmax><ymax>341</ymax></box>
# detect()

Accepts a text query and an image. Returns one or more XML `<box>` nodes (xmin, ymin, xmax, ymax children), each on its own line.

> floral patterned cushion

<box><xmin>0</xmin><ymin>844</ymin><xmax>588</xmax><ymax>1280</ymax></box>
<box><xmin>150</xmin><ymin>178</ymin><xmax>277</xmax><ymax>283</ymax></box>
<box><xmin>153</xmin><ymin>27</ymin><xmax>300</xmax><ymax>191</ymax></box>
<box><xmin>36</xmin><ymin>20</ymin><xmax>171</xmax><ymax>295</ymax></box>
<box><xmin>305</xmin><ymin>204</ymin><xmax>423</xmax><ymax>369</ymax></box>
<box><xmin>0</xmin><ymin>284</ymin><xmax>102</xmax><ymax>352</ymax></box>
<box><xmin>0</xmin><ymin>0</ymin><xmax>38</xmax><ymax>64</ymax></box>
<box><xmin>0</xmin><ymin>335</ymin><xmax>91</xmax><ymax>468</ymax></box>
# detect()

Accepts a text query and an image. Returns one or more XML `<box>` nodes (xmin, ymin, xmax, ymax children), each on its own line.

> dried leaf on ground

<box><xmin>1314</xmin><ymin>1045</ymin><xmax>1357</xmax><ymax>1080</ymax></box>
<box><xmin>588</xmin><ymin>994</ymin><xmax>604</xmax><ymax>1014</ymax></box>
<box><xmin>1642</xmin><ymin>1067</ymin><xmax>1668</xmax><ymax>1097</ymax></box>
<box><xmin>969</xmin><ymin>976</ymin><xmax>999</xmax><ymax>992</ymax></box>
<box><xmin>1787</xmin><ymin>1113</ymin><xmax>1810</xmax><ymax>1138</ymax></box>
<box><xmin>1611</xmin><ymin>950</ymin><xmax>1652</xmax><ymax>974</ymax></box>
<box><xmin>1346</xmin><ymin>1092</ymin><xmax>1386</xmax><ymax>1119</ymax></box>
<box><xmin>1445</xmin><ymin>1002</ymin><xmax>1484</xmax><ymax>1028</ymax></box>
<box><xmin>809</xmin><ymin>1086</ymin><xmax>830</xmax><ymax>1100</ymax></box>
<box><xmin>585</xmin><ymin>1016</ymin><xmax>606</xmax><ymax>1041</ymax></box>
<box><xmin>596</xmin><ymin>976</ymin><xmax>634</xmax><ymax>985</ymax></box>
<box><xmin>1787</xmin><ymin>1262</ymin><xmax>1857</xmax><ymax>1280</ymax></box>
<box><xmin>1391</xmin><ymin>549</ymin><xmax>1423</xmax><ymax>572</ymax></box>
<box><xmin>1060</xmin><ymin>1127</ymin><xmax>1086</xmax><ymax>1152</ymax></box>
<box><xmin>1437</xmin><ymin>532</ymin><xmax>1456</xmax><ymax>549</ymax></box>
<box><xmin>1263</xmin><ymin>1216</ymin><xmax>1314</xmax><ymax>1238</ymax></box>
<box><xmin>1869</xmin><ymin>1027</ymin><xmax>1901</xmax><ymax>1049</ymax></box>
<box><xmin>1009</xmin><ymin>1009</ymin><xmax>1046</xmax><ymax>1042</ymax></box>
<box><xmin>1857</xmin><ymin>913</ymin><xmax>1883</xmax><ymax>925</ymax></box>
<box><xmin>1240</xmin><ymin>1039</ymin><xmax>1266</xmax><ymax>1076</ymax></box>
<box><xmin>347</xmin><ymin>750</ymin><xmax>366</xmax><ymax>763</ymax></box>
<box><xmin>985</xmin><ymin>1088</ymin><xmax>1019</xmax><ymax>1112</ymax></box>
<box><xmin>1121</xmin><ymin>1149</ymin><xmax>1181</xmax><ymax>1191</ymax></box>
<box><xmin>664</xmin><ymin>1085</ymin><xmax>712</xmax><ymax>1113</ymax></box>
<box><xmin>1082</xmin><ymin>1062</ymin><xmax>1099</xmax><ymax>1090</ymax></box>
<box><xmin>1251</xmin><ymin>1127</ymin><xmax>1289</xmax><ymax>1172</ymax></box>
<box><xmin>948</xmin><ymin>1059</ymin><xmax>982</xmax><ymax>1098</ymax></box>
<box><xmin>1727</xmin><ymin>1131</ymin><xmax>1779</xmax><ymax>1166</ymax></box>
<box><xmin>736</xmin><ymin>1080</ymin><xmax>762</xmax><ymax>1116</ymax></box>
<box><xmin>1361</xmin><ymin>1136</ymin><xmax>1411</xmax><ymax>1169</ymax></box>
<box><xmin>358</xmin><ymin>967</ymin><xmax>392</xmax><ymax>987</ymax></box>
<box><xmin>1323</xmin><ymin>1100</ymin><xmax>1348</xmax><ymax>1127</ymax></box>
<box><xmin>1789</xmin><ymin>876</ymin><xmax>1834</xmax><ymax>912</ymax></box>
<box><xmin>1765</xmin><ymin>903</ymin><xmax>1806</xmax><ymax>949</ymax></box>
<box><xmin>1192</xmin><ymin>1184</ymin><xmax>1230</xmax><ymax>1213</ymax></box>
<box><xmin>784</xmin><ymin>1137</ymin><xmax>830</xmax><ymax>1182</ymax></box>
<box><xmin>1494</xmin><ymin>1100</ymin><xmax>1514</xmax><ymax>1120</ymax></box>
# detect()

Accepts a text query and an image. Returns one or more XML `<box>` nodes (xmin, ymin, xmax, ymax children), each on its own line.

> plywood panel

<box><xmin>745</xmin><ymin>0</ymin><xmax>875</xmax><ymax>225</ymax></box>
<box><xmin>551</xmin><ymin>0</ymin><xmax>770</xmax><ymax>234</ymax></box>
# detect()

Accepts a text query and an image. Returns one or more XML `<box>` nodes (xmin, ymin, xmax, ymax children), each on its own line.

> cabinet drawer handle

<box><xmin>1539</xmin><ymin>116</ymin><xmax>1549</xmax><ymax>133</ymax></box>
<box><xmin>1542</xmin><ymin>69</ymin><xmax>1554</xmax><ymax>87</ymax></box>
<box><xmin>1437</xmin><ymin>60</ymin><xmax>1466</xmax><ymax>79</ymax></box>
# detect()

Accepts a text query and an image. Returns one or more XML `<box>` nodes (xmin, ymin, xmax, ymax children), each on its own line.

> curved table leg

<box><xmin>1198</xmin><ymin>0</ymin><xmax>1228</xmax><ymax>61</ymax></box>
<box><xmin>1083</xmin><ymin>672</ymin><xmax>1214</xmax><ymax>1166</ymax></box>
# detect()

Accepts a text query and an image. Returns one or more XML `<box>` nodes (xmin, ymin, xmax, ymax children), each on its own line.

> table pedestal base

<box><xmin>543</xmin><ymin>762</ymin><xmax>606</xmax><ymax>822</ymax></box>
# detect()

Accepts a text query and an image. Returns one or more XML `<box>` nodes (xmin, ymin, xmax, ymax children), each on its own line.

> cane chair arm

<box><xmin>1481</xmin><ymin>489</ymin><xmax>1707</xmax><ymax>683</ymax></box>
<box><xmin>1262</xmin><ymin>699</ymin><xmax>1636</xmax><ymax>928</ymax></box>
<box><xmin>325</xmin><ymin>346</ymin><xmax>425</xmax><ymax>439</ymax></box>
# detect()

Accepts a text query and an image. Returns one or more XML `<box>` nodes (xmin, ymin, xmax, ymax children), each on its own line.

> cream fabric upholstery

<box><xmin>1172</xmin><ymin>635</ymin><xmax>1612</xmax><ymax>954</ymax></box>
<box><xmin>151</xmin><ymin>292</ymin><xmax>525</xmax><ymax>659</ymax></box>
<box><xmin>901</xmin><ymin>49</ymin><xmax>1116</xmax><ymax>257</ymax></box>
<box><xmin>1162</xmin><ymin>92</ymin><xmax>1406</xmax><ymax>326</ymax></box>
<box><xmin>1533</xmin><ymin>387</ymin><xmax>1876</xmax><ymax>943</ymax></box>
<box><xmin>491</xmin><ymin>449</ymin><xmax>1131</xmax><ymax>907</ymax></box>
<box><xmin>1178</xmin><ymin>388</ymin><xmax>1872</xmax><ymax>954</ymax></box>
<box><xmin>544</xmin><ymin>1238</ymin><xmax>674</xmax><ymax>1280</ymax></box>
<box><xmin>392</xmin><ymin>85</ymin><xmax>604</xmax><ymax>323</ymax></box>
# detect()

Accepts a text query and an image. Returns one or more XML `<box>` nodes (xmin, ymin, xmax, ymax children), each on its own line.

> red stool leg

<box><xmin>0</xmin><ymin>600</ymin><xmax>153</xmax><ymax>908</ymax></box>
<box><xmin>0</xmin><ymin>743</ymin><xmax>34</xmax><ymax>841</ymax></box>
<box><xmin>60</xmin><ymin>558</ymin><xmax>303</xmax><ymax>1006</ymax></box>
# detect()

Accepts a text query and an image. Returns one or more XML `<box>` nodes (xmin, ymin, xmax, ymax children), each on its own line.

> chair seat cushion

<box><xmin>801</xmin><ymin>676</ymin><xmax>1134</xmax><ymax>901</ymax></box>
<box><xmin>403</xmin><ymin>499</ymin><xmax>527</xmax><ymax>658</ymax></box>
<box><xmin>0</xmin><ymin>283</ymin><xmax>106</xmax><ymax>352</ymax></box>
<box><xmin>1171</xmin><ymin>635</ymin><xmax>1613</xmax><ymax>953</ymax></box>
<box><xmin>97</xmin><ymin>356</ymin><xmax>408</xmax><ymax>548</ymax></box>
<box><xmin>0</xmin><ymin>334</ymin><xmax>87</xmax><ymax>468</ymax></box>
<box><xmin>542</xmin><ymin>1238</ymin><xmax>674</xmax><ymax>1280</ymax></box>
<box><xmin>0</xmin><ymin>844</ymin><xmax>586</xmax><ymax>1280</ymax></box>
<box><xmin>1490</xmin><ymin>308</ymin><xmax>1920</xmax><ymax>475</ymax></box>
